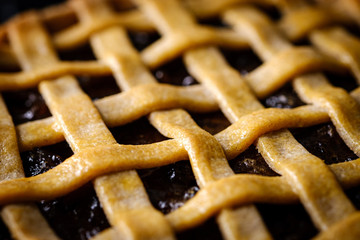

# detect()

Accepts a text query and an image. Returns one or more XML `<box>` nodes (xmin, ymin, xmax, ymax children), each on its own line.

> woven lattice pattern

<box><xmin>1</xmin><ymin>0</ymin><xmax>360</xmax><ymax>239</ymax></box>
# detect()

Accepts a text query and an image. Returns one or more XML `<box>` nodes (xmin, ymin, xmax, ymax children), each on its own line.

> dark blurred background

<box><xmin>1</xmin><ymin>0</ymin><xmax>64</xmax><ymax>23</ymax></box>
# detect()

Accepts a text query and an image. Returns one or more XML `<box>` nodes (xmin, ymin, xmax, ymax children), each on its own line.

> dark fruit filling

<box><xmin>230</xmin><ymin>145</ymin><xmax>278</xmax><ymax>176</ymax></box>
<box><xmin>111</xmin><ymin>117</ymin><xmax>168</xmax><ymax>145</ymax></box>
<box><xmin>346</xmin><ymin>185</ymin><xmax>360</xmax><ymax>209</ymax></box>
<box><xmin>39</xmin><ymin>183</ymin><xmax>110</xmax><ymax>240</ymax></box>
<box><xmin>191</xmin><ymin>111</ymin><xmax>231</xmax><ymax>135</ymax></box>
<box><xmin>262</xmin><ymin>82</ymin><xmax>305</xmax><ymax>109</ymax></box>
<box><xmin>58</xmin><ymin>44</ymin><xmax>96</xmax><ymax>61</ymax></box>
<box><xmin>153</xmin><ymin>57</ymin><xmax>198</xmax><ymax>86</ymax></box>
<box><xmin>21</xmin><ymin>141</ymin><xmax>110</xmax><ymax>240</ymax></box>
<box><xmin>221</xmin><ymin>48</ymin><xmax>262</xmax><ymax>75</ymax></box>
<box><xmin>139</xmin><ymin>161</ymin><xmax>199</xmax><ymax>214</ymax></box>
<box><xmin>128</xmin><ymin>31</ymin><xmax>160</xmax><ymax>51</ymax></box>
<box><xmin>257</xmin><ymin>203</ymin><xmax>318</xmax><ymax>240</ymax></box>
<box><xmin>198</xmin><ymin>17</ymin><xmax>228</xmax><ymax>28</ymax></box>
<box><xmin>129</xmin><ymin>32</ymin><xmax>196</xmax><ymax>86</ymax></box>
<box><xmin>0</xmin><ymin>220</ymin><xmax>11</xmax><ymax>240</ymax></box>
<box><xmin>3</xmin><ymin>88</ymin><xmax>51</xmax><ymax>125</ymax></box>
<box><xmin>21</xmin><ymin>142</ymin><xmax>72</xmax><ymax>177</ymax></box>
<box><xmin>77</xmin><ymin>75</ymin><xmax>120</xmax><ymax>100</ymax></box>
<box><xmin>291</xmin><ymin>123</ymin><xmax>358</xmax><ymax>164</ymax></box>
<box><xmin>325</xmin><ymin>71</ymin><xmax>358</xmax><ymax>93</ymax></box>
<box><xmin>0</xmin><ymin>0</ymin><xmax>64</xmax><ymax>23</ymax></box>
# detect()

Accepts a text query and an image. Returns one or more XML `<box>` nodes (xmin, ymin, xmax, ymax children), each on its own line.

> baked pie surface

<box><xmin>1</xmin><ymin>0</ymin><xmax>360</xmax><ymax>239</ymax></box>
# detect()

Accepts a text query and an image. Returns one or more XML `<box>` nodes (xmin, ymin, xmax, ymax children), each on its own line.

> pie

<box><xmin>1</xmin><ymin>0</ymin><xmax>360</xmax><ymax>239</ymax></box>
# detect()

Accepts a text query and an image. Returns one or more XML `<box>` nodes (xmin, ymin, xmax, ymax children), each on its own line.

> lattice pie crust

<box><xmin>1</xmin><ymin>0</ymin><xmax>360</xmax><ymax>239</ymax></box>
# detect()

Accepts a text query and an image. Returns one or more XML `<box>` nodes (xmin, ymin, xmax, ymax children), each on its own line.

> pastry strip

<box><xmin>0</xmin><ymin>98</ymin><xmax>59</xmax><ymax>240</ymax></box>
<box><xmin>313</xmin><ymin>212</ymin><xmax>360</xmax><ymax>240</ymax></box>
<box><xmin>310</xmin><ymin>27</ymin><xmax>360</xmax><ymax>83</ymax></box>
<box><xmin>135</xmin><ymin>0</ymin><xmax>247</xmax><ymax>68</ymax></box>
<box><xmin>278</xmin><ymin>5</ymin><xmax>334</xmax><ymax>41</ymax></box>
<box><xmin>0</xmin><ymin>17</ymin><xmax>60</xmax><ymax>240</ymax></box>
<box><xmin>0</xmin><ymin>61</ymin><xmax>110</xmax><ymax>91</ymax></box>
<box><xmin>315</xmin><ymin>0</ymin><xmax>360</xmax><ymax>26</ymax></box>
<box><xmin>53</xmin><ymin>9</ymin><xmax>154</xmax><ymax>49</ymax></box>
<box><xmin>245</xmin><ymin>47</ymin><xmax>342</xmax><ymax>98</ymax></box>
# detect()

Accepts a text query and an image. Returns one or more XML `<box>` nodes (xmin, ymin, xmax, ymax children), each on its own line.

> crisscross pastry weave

<box><xmin>1</xmin><ymin>0</ymin><xmax>360</xmax><ymax>239</ymax></box>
